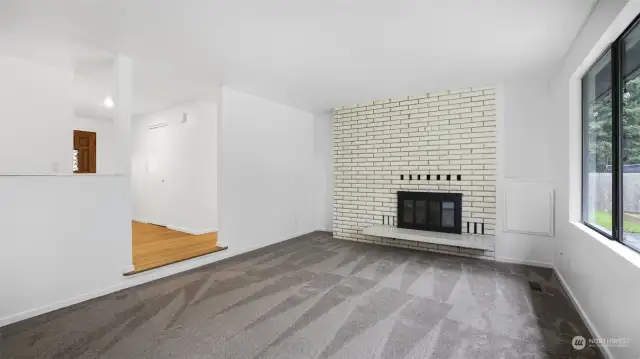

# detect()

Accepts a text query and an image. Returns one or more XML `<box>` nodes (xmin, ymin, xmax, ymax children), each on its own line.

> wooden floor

<box><xmin>128</xmin><ymin>221</ymin><xmax>226</xmax><ymax>275</ymax></box>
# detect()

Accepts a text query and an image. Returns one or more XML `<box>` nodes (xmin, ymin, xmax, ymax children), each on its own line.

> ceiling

<box><xmin>1</xmin><ymin>0</ymin><xmax>598</xmax><ymax>112</ymax></box>
<box><xmin>73</xmin><ymin>55</ymin><xmax>219</xmax><ymax>120</ymax></box>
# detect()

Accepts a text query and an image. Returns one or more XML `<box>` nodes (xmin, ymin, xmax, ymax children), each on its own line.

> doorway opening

<box><xmin>129</xmin><ymin>222</ymin><xmax>221</xmax><ymax>274</ymax></box>
<box><xmin>73</xmin><ymin>130</ymin><xmax>96</xmax><ymax>173</ymax></box>
<box><xmin>127</xmin><ymin>71</ymin><xmax>224</xmax><ymax>274</ymax></box>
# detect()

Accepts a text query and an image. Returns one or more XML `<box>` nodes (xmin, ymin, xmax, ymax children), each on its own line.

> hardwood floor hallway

<box><xmin>128</xmin><ymin>221</ymin><xmax>226</xmax><ymax>274</ymax></box>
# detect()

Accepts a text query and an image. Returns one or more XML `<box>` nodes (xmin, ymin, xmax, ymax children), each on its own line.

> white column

<box><xmin>112</xmin><ymin>54</ymin><xmax>132</xmax><ymax>175</ymax></box>
<box><xmin>112</xmin><ymin>54</ymin><xmax>135</xmax><ymax>273</ymax></box>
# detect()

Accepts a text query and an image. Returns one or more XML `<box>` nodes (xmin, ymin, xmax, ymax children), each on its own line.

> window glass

<box><xmin>583</xmin><ymin>50</ymin><xmax>613</xmax><ymax>235</ymax></box>
<box><xmin>403</xmin><ymin>200</ymin><xmax>414</xmax><ymax>224</ymax></box>
<box><xmin>73</xmin><ymin>149</ymin><xmax>79</xmax><ymax>172</ymax></box>
<box><xmin>622</xmin><ymin>25</ymin><xmax>640</xmax><ymax>251</ymax></box>
<box><xmin>441</xmin><ymin>201</ymin><xmax>455</xmax><ymax>228</ymax></box>
<box><xmin>415</xmin><ymin>200</ymin><xmax>426</xmax><ymax>225</ymax></box>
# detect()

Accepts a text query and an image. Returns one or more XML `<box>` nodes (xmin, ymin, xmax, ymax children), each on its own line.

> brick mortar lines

<box><xmin>333</xmin><ymin>86</ymin><xmax>497</xmax><ymax>259</ymax></box>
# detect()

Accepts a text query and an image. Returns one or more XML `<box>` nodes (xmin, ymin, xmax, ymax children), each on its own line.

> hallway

<box><xmin>129</xmin><ymin>221</ymin><xmax>226</xmax><ymax>274</ymax></box>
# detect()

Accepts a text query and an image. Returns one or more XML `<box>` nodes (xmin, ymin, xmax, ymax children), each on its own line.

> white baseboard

<box><xmin>132</xmin><ymin>220</ymin><xmax>216</xmax><ymax>236</ymax></box>
<box><xmin>216</xmin><ymin>240</ymin><xmax>228</xmax><ymax>248</ymax></box>
<box><xmin>0</xmin><ymin>230</ymin><xmax>311</xmax><ymax>328</ymax></box>
<box><xmin>553</xmin><ymin>266</ymin><xmax>612</xmax><ymax>359</ymax></box>
<box><xmin>494</xmin><ymin>256</ymin><xmax>553</xmax><ymax>268</ymax></box>
<box><xmin>0</xmin><ymin>281</ymin><xmax>134</xmax><ymax>328</ymax></box>
<box><xmin>1</xmin><ymin>249</ymin><xmax>232</xmax><ymax>327</ymax></box>
<box><xmin>166</xmin><ymin>225</ymin><xmax>218</xmax><ymax>235</ymax></box>
<box><xmin>121</xmin><ymin>264</ymin><xmax>135</xmax><ymax>274</ymax></box>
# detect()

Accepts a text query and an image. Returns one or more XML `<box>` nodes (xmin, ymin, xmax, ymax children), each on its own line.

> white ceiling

<box><xmin>1</xmin><ymin>0</ymin><xmax>597</xmax><ymax>112</ymax></box>
<box><xmin>73</xmin><ymin>55</ymin><xmax>220</xmax><ymax>120</ymax></box>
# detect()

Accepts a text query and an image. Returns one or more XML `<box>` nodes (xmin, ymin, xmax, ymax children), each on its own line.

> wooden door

<box><xmin>74</xmin><ymin>130</ymin><xmax>96</xmax><ymax>173</ymax></box>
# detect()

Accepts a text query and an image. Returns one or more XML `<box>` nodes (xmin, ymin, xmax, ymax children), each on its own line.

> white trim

<box><xmin>148</xmin><ymin>123</ymin><xmax>168</xmax><ymax>130</ymax></box>
<box><xmin>503</xmin><ymin>179</ymin><xmax>555</xmax><ymax>237</ymax></box>
<box><xmin>553</xmin><ymin>266</ymin><xmax>612</xmax><ymax>359</ymax></box>
<box><xmin>0</xmin><ymin>230</ymin><xmax>304</xmax><ymax>327</ymax></box>
<box><xmin>121</xmin><ymin>264</ymin><xmax>135</xmax><ymax>274</ymax></box>
<box><xmin>166</xmin><ymin>225</ymin><xmax>217</xmax><ymax>235</ymax></box>
<box><xmin>132</xmin><ymin>218</ymin><xmax>150</xmax><ymax>224</ymax></box>
<box><xmin>494</xmin><ymin>255</ymin><xmax>552</xmax><ymax>268</ymax></box>
<box><xmin>494</xmin><ymin>83</ymin><xmax>507</xmax><ymax>243</ymax></box>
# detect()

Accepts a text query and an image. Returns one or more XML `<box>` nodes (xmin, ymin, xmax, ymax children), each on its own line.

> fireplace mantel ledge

<box><xmin>362</xmin><ymin>225</ymin><xmax>494</xmax><ymax>251</ymax></box>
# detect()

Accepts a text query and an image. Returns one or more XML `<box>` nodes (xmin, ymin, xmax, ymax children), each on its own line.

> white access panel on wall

<box><xmin>503</xmin><ymin>179</ymin><xmax>555</xmax><ymax>236</ymax></box>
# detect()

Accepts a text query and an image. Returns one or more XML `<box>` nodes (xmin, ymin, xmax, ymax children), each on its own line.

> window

<box><xmin>582</xmin><ymin>15</ymin><xmax>640</xmax><ymax>253</ymax></box>
<box><xmin>583</xmin><ymin>50</ymin><xmax>612</xmax><ymax>236</ymax></box>
<box><xmin>73</xmin><ymin>149</ymin><xmax>79</xmax><ymax>172</ymax></box>
<box><xmin>621</xmin><ymin>22</ymin><xmax>640</xmax><ymax>251</ymax></box>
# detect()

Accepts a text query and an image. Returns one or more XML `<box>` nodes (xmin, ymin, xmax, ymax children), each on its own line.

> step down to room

<box><xmin>362</xmin><ymin>225</ymin><xmax>495</xmax><ymax>251</ymax></box>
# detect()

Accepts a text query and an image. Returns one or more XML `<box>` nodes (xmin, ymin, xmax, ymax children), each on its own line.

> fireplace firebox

<box><xmin>397</xmin><ymin>191</ymin><xmax>462</xmax><ymax>234</ymax></box>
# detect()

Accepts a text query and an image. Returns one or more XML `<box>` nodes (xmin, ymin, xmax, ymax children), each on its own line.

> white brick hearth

<box><xmin>362</xmin><ymin>225</ymin><xmax>495</xmax><ymax>251</ymax></box>
<box><xmin>333</xmin><ymin>86</ymin><xmax>497</xmax><ymax>259</ymax></box>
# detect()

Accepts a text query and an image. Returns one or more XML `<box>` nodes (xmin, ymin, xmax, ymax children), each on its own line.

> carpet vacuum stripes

<box><xmin>0</xmin><ymin>231</ymin><xmax>601</xmax><ymax>358</ymax></box>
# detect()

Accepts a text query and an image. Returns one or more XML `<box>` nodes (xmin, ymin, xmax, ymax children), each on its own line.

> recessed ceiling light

<box><xmin>103</xmin><ymin>96</ymin><xmax>114</xmax><ymax>108</ymax></box>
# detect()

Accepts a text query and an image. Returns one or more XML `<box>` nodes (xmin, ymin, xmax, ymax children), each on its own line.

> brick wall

<box><xmin>333</xmin><ymin>87</ymin><xmax>497</xmax><ymax>259</ymax></box>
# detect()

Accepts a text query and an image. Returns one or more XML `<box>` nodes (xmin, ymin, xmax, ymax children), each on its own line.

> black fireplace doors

<box><xmin>397</xmin><ymin>191</ymin><xmax>462</xmax><ymax>234</ymax></box>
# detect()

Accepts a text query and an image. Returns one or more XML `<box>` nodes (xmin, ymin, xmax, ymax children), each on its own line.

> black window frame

<box><xmin>582</xmin><ymin>13</ymin><xmax>640</xmax><ymax>254</ymax></box>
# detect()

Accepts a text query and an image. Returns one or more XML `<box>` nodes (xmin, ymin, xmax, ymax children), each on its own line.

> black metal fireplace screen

<box><xmin>397</xmin><ymin>191</ymin><xmax>462</xmax><ymax>234</ymax></box>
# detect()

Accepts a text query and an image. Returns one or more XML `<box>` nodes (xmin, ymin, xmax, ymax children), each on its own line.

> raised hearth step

<box><xmin>362</xmin><ymin>225</ymin><xmax>495</xmax><ymax>251</ymax></box>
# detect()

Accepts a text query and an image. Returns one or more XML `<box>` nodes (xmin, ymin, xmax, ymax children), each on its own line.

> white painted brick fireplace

<box><xmin>333</xmin><ymin>86</ymin><xmax>497</xmax><ymax>259</ymax></box>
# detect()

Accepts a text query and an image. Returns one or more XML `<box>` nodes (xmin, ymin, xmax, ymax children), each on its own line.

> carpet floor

<box><xmin>1</xmin><ymin>231</ymin><xmax>602</xmax><ymax>358</ymax></box>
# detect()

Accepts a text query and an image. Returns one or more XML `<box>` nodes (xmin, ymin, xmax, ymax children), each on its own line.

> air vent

<box><xmin>529</xmin><ymin>281</ymin><xmax>543</xmax><ymax>292</ymax></box>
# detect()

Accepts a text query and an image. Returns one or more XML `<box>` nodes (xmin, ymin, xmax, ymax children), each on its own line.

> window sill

<box><xmin>571</xmin><ymin>221</ymin><xmax>640</xmax><ymax>269</ymax></box>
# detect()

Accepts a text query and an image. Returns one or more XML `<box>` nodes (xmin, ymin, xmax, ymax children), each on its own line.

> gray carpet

<box><xmin>1</xmin><ymin>231</ymin><xmax>602</xmax><ymax>359</ymax></box>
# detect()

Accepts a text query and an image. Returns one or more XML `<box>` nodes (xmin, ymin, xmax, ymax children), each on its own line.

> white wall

<box><xmin>2</xmin><ymin>60</ymin><xmax>333</xmax><ymax>327</ymax></box>
<box><xmin>494</xmin><ymin>76</ymin><xmax>555</xmax><ymax>265</ymax></box>
<box><xmin>549</xmin><ymin>1</ymin><xmax>640</xmax><ymax>358</ymax></box>
<box><xmin>0</xmin><ymin>59</ymin><xmax>332</xmax><ymax>327</ymax></box>
<box><xmin>73</xmin><ymin>116</ymin><xmax>118</xmax><ymax>174</ymax></box>
<box><xmin>0</xmin><ymin>55</ymin><xmax>74</xmax><ymax>174</ymax></box>
<box><xmin>0</xmin><ymin>55</ymin><xmax>135</xmax><ymax>326</ymax></box>
<box><xmin>314</xmin><ymin>112</ymin><xmax>333</xmax><ymax>231</ymax></box>
<box><xmin>131</xmin><ymin>100</ymin><xmax>218</xmax><ymax>233</ymax></box>
<box><xmin>0</xmin><ymin>176</ymin><xmax>131</xmax><ymax>322</ymax></box>
<box><xmin>0</xmin><ymin>174</ymin><xmax>249</xmax><ymax>327</ymax></box>
<box><xmin>0</xmin><ymin>55</ymin><xmax>122</xmax><ymax>176</ymax></box>
<box><xmin>0</xmin><ymin>60</ymin><xmax>236</xmax><ymax>326</ymax></box>
<box><xmin>219</xmin><ymin>87</ymin><xmax>329</xmax><ymax>252</ymax></box>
